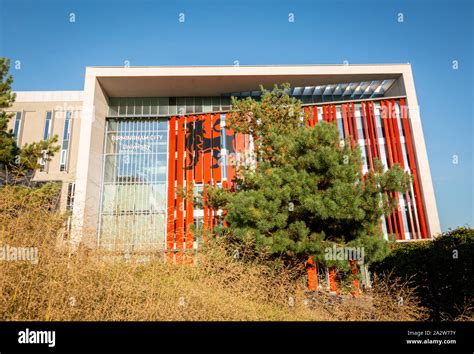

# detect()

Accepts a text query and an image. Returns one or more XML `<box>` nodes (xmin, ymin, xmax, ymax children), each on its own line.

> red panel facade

<box><xmin>194</xmin><ymin>114</ymin><xmax>204</xmax><ymax>184</ymax></box>
<box><xmin>211</xmin><ymin>113</ymin><xmax>222</xmax><ymax>183</ymax></box>
<box><xmin>399</xmin><ymin>98</ymin><xmax>428</xmax><ymax>238</ymax></box>
<box><xmin>175</xmin><ymin>116</ymin><xmax>186</xmax><ymax>249</ymax></box>
<box><xmin>165</xmin><ymin>97</ymin><xmax>430</xmax><ymax>258</ymax></box>
<box><xmin>185</xmin><ymin>115</ymin><xmax>195</xmax><ymax>249</ymax></box>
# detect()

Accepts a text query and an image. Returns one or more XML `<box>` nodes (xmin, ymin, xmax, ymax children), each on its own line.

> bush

<box><xmin>0</xmin><ymin>184</ymin><xmax>427</xmax><ymax>321</ymax></box>
<box><xmin>0</xmin><ymin>182</ymin><xmax>64</xmax><ymax>246</ymax></box>
<box><xmin>371</xmin><ymin>227</ymin><xmax>474</xmax><ymax>320</ymax></box>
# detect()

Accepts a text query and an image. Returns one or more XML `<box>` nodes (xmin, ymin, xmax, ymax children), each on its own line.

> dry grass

<box><xmin>0</xmin><ymin>184</ymin><xmax>428</xmax><ymax>321</ymax></box>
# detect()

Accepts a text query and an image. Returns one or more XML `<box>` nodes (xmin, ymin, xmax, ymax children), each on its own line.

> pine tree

<box><xmin>207</xmin><ymin>84</ymin><xmax>410</xmax><ymax>269</ymax></box>
<box><xmin>0</xmin><ymin>58</ymin><xmax>17</xmax><ymax>169</ymax></box>
<box><xmin>0</xmin><ymin>57</ymin><xmax>59</xmax><ymax>185</ymax></box>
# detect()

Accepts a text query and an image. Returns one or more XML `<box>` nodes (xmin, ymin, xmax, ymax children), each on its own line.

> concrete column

<box><xmin>402</xmin><ymin>66</ymin><xmax>441</xmax><ymax>237</ymax></box>
<box><xmin>71</xmin><ymin>69</ymin><xmax>109</xmax><ymax>248</ymax></box>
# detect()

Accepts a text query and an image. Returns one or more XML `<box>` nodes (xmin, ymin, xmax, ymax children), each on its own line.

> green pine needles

<box><xmin>207</xmin><ymin>84</ymin><xmax>410</xmax><ymax>269</ymax></box>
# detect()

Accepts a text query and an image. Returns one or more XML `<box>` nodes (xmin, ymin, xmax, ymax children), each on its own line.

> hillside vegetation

<box><xmin>0</xmin><ymin>183</ymin><xmax>427</xmax><ymax>321</ymax></box>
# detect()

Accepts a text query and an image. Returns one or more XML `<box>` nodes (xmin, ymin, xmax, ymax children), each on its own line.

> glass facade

<box><xmin>108</xmin><ymin>96</ymin><xmax>232</xmax><ymax>118</ymax></box>
<box><xmin>40</xmin><ymin>111</ymin><xmax>53</xmax><ymax>171</ymax></box>
<box><xmin>99</xmin><ymin>118</ymin><xmax>168</xmax><ymax>252</ymax></box>
<box><xmin>227</xmin><ymin>79</ymin><xmax>395</xmax><ymax>104</ymax></box>
<box><xmin>13</xmin><ymin>111</ymin><xmax>22</xmax><ymax>144</ymax></box>
<box><xmin>99</xmin><ymin>95</ymin><xmax>424</xmax><ymax>252</ymax></box>
<box><xmin>106</xmin><ymin>80</ymin><xmax>396</xmax><ymax>118</ymax></box>
<box><xmin>43</xmin><ymin>111</ymin><xmax>52</xmax><ymax>140</ymax></box>
<box><xmin>60</xmin><ymin>111</ymin><xmax>72</xmax><ymax>172</ymax></box>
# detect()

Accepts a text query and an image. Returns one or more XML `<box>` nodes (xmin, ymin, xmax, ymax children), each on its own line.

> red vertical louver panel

<box><xmin>371</xmin><ymin>101</ymin><xmax>391</xmax><ymax>235</ymax></box>
<box><xmin>212</xmin><ymin>113</ymin><xmax>222</xmax><ymax>182</ymax></box>
<box><xmin>391</xmin><ymin>100</ymin><xmax>405</xmax><ymax>169</ymax></box>
<box><xmin>347</xmin><ymin>103</ymin><xmax>354</xmax><ymax>149</ymax></box>
<box><xmin>387</xmin><ymin>100</ymin><xmax>405</xmax><ymax>240</ymax></box>
<box><xmin>380</xmin><ymin>101</ymin><xmax>394</xmax><ymax>166</ymax></box>
<box><xmin>312</xmin><ymin>106</ymin><xmax>318</xmax><ymax>126</ymax></box>
<box><xmin>360</xmin><ymin>102</ymin><xmax>373</xmax><ymax>169</ymax></box>
<box><xmin>332</xmin><ymin>105</ymin><xmax>338</xmax><ymax>127</ymax></box>
<box><xmin>366</xmin><ymin>101</ymin><xmax>390</xmax><ymax>236</ymax></box>
<box><xmin>350</xmin><ymin>260</ymin><xmax>360</xmax><ymax>297</ymax></box>
<box><xmin>167</xmin><ymin>116</ymin><xmax>177</xmax><ymax>252</ymax></box>
<box><xmin>399</xmin><ymin>101</ymin><xmax>421</xmax><ymax>239</ymax></box>
<box><xmin>211</xmin><ymin>116</ymin><xmax>221</xmax><ymax>228</ymax></box>
<box><xmin>381</xmin><ymin>101</ymin><xmax>400</xmax><ymax>240</ymax></box>
<box><xmin>194</xmin><ymin>114</ymin><xmax>204</xmax><ymax>184</ymax></box>
<box><xmin>390</xmin><ymin>101</ymin><xmax>405</xmax><ymax>239</ymax></box>
<box><xmin>203</xmin><ymin>114</ymin><xmax>212</xmax><ymax>185</ymax></box>
<box><xmin>307</xmin><ymin>257</ymin><xmax>318</xmax><ymax>291</ymax></box>
<box><xmin>386</xmin><ymin>101</ymin><xmax>400</xmax><ymax>166</ymax></box>
<box><xmin>394</xmin><ymin>100</ymin><xmax>418</xmax><ymax>239</ymax></box>
<box><xmin>328</xmin><ymin>267</ymin><xmax>339</xmax><ymax>295</ymax></box>
<box><xmin>387</xmin><ymin>101</ymin><xmax>403</xmax><ymax>253</ymax></box>
<box><xmin>398</xmin><ymin>108</ymin><xmax>419</xmax><ymax>241</ymax></box>
<box><xmin>351</xmin><ymin>103</ymin><xmax>364</xmax><ymax>177</ymax></box>
<box><xmin>304</xmin><ymin>106</ymin><xmax>310</xmax><ymax>127</ymax></box>
<box><xmin>185</xmin><ymin>115</ymin><xmax>195</xmax><ymax>250</ymax></box>
<box><xmin>400</xmin><ymin>99</ymin><xmax>428</xmax><ymax>238</ymax></box>
<box><xmin>380</xmin><ymin>100</ymin><xmax>398</xmax><ymax>238</ymax></box>
<box><xmin>175</xmin><ymin>115</ymin><xmax>185</xmax><ymax>250</ymax></box>
<box><xmin>367</xmin><ymin>102</ymin><xmax>380</xmax><ymax>160</ymax></box>
<box><xmin>393</xmin><ymin>100</ymin><xmax>410</xmax><ymax>239</ymax></box>
<box><xmin>351</xmin><ymin>103</ymin><xmax>358</xmax><ymax>142</ymax></box>
<box><xmin>342</xmin><ymin>104</ymin><xmax>349</xmax><ymax>138</ymax></box>
<box><xmin>202</xmin><ymin>114</ymin><xmax>212</xmax><ymax>234</ymax></box>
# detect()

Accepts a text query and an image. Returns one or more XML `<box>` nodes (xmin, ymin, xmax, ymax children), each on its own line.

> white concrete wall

<box><xmin>71</xmin><ymin>70</ymin><xmax>109</xmax><ymax>248</ymax></box>
<box><xmin>15</xmin><ymin>91</ymin><xmax>83</xmax><ymax>102</ymax></box>
<box><xmin>402</xmin><ymin>66</ymin><xmax>441</xmax><ymax>236</ymax></box>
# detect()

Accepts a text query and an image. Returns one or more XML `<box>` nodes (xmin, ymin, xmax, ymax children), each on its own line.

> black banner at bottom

<box><xmin>0</xmin><ymin>321</ymin><xmax>472</xmax><ymax>353</ymax></box>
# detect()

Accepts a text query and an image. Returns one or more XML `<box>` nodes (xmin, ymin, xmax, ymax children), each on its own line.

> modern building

<box><xmin>7</xmin><ymin>64</ymin><xmax>441</xmax><ymax>255</ymax></box>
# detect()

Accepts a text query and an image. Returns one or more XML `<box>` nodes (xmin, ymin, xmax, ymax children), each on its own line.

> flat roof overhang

<box><xmin>89</xmin><ymin>65</ymin><xmax>409</xmax><ymax>97</ymax></box>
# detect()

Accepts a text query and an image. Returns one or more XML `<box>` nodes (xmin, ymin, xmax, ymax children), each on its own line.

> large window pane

<box><xmin>159</xmin><ymin>97</ymin><xmax>169</xmax><ymax>115</ymax></box>
<box><xmin>100</xmin><ymin>118</ymin><xmax>169</xmax><ymax>252</ymax></box>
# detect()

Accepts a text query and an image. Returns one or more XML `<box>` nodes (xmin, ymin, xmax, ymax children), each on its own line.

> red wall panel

<box><xmin>175</xmin><ymin>115</ymin><xmax>185</xmax><ymax>249</ymax></box>
<box><xmin>399</xmin><ymin>99</ymin><xmax>428</xmax><ymax>238</ymax></box>
<box><xmin>194</xmin><ymin>114</ymin><xmax>204</xmax><ymax>184</ymax></box>
<box><xmin>342</xmin><ymin>104</ymin><xmax>349</xmax><ymax>139</ymax></box>
<box><xmin>166</xmin><ymin>97</ymin><xmax>430</xmax><ymax>255</ymax></box>
<box><xmin>360</xmin><ymin>102</ymin><xmax>373</xmax><ymax>169</ymax></box>
<box><xmin>212</xmin><ymin>113</ymin><xmax>222</xmax><ymax>182</ymax></box>
<box><xmin>304</xmin><ymin>106</ymin><xmax>310</xmax><ymax>127</ymax></box>
<box><xmin>185</xmin><ymin>115</ymin><xmax>195</xmax><ymax>249</ymax></box>
<box><xmin>312</xmin><ymin>106</ymin><xmax>318</xmax><ymax>126</ymax></box>
<box><xmin>203</xmin><ymin>114</ymin><xmax>212</xmax><ymax>185</ymax></box>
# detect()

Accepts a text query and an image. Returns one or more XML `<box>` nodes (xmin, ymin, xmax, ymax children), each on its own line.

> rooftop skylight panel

<box><xmin>303</xmin><ymin>86</ymin><xmax>314</xmax><ymax>96</ymax></box>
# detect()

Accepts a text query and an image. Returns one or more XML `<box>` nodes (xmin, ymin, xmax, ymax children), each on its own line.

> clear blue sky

<box><xmin>0</xmin><ymin>0</ymin><xmax>472</xmax><ymax>231</ymax></box>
